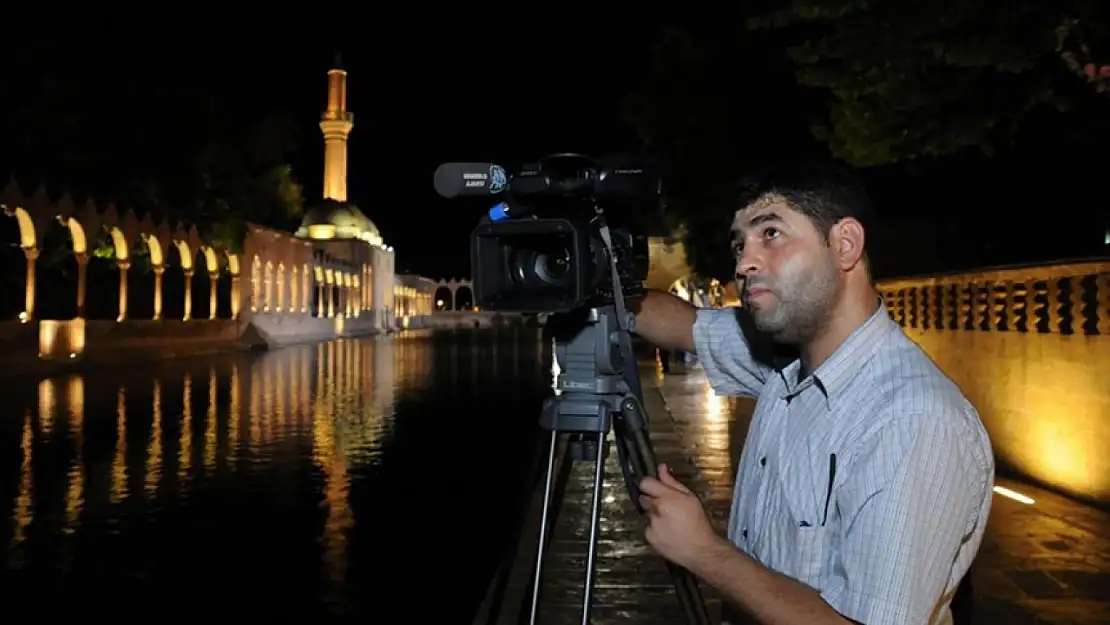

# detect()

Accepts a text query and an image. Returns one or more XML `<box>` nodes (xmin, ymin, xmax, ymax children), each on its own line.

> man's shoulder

<box><xmin>852</xmin><ymin>335</ymin><xmax>993</xmax><ymax>462</ymax></box>
<box><xmin>866</xmin><ymin>332</ymin><xmax>973</xmax><ymax>412</ymax></box>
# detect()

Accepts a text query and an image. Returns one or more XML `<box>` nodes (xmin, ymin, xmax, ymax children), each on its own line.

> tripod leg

<box><xmin>520</xmin><ymin>434</ymin><xmax>577</xmax><ymax>625</ymax></box>
<box><xmin>529</xmin><ymin>430</ymin><xmax>560</xmax><ymax>625</ymax></box>
<box><xmin>580</xmin><ymin>430</ymin><xmax>608</xmax><ymax>625</ymax></box>
<box><xmin>616</xmin><ymin>398</ymin><xmax>714</xmax><ymax>625</ymax></box>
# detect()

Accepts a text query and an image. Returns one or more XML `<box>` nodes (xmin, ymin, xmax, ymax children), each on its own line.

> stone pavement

<box><xmin>652</xmin><ymin>364</ymin><xmax>1110</xmax><ymax>625</ymax></box>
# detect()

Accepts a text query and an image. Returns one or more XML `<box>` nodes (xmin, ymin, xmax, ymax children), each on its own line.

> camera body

<box><xmin>467</xmin><ymin>153</ymin><xmax>657</xmax><ymax>315</ymax></box>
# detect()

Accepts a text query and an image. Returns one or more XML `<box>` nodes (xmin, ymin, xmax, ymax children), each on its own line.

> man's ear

<box><xmin>830</xmin><ymin>218</ymin><xmax>866</xmax><ymax>271</ymax></box>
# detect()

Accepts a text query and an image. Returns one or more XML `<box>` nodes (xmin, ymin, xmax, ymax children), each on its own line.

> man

<box><xmin>630</xmin><ymin>162</ymin><xmax>994</xmax><ymax>624</ymax></box>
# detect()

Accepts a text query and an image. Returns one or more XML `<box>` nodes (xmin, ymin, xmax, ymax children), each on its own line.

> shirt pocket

<box><xmin>775</xmin><ymin>447</ymin><xmax>837</xmax><ymax>588</ymax></box>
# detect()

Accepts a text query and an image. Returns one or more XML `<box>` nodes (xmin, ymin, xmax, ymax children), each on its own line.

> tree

<box><xmin>187</xmin><ymin>112</ymin><xmax>306</xmax><ymax>255</ymax></box>
<box><xmin>624</xmin><ymin>6</ymin><xmax>1110</xmax><ymax>281</ymax></box>
<box><xmin>746</xmin><ymin>0</ymin><xmax>1110</xmax><ymax>166</ymax></box>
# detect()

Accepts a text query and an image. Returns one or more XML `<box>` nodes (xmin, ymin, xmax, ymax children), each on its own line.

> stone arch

<box><xmin>159</xmin><ymin>236</ymin><xmax>190</xmax><ymax>321</ymax></box>
<box><xmin>173</xmin><ymin>239</ymin><xmax>193</xmax><ymax>271</ymax></box>
<box><xmin>433</xmin><ymin>278</ymin><xmax>473</xmax><ymax>311</ymax></box>
<box><xmin>140</xmin><ymin>232</ymin><xmax>164</xmax><ymax>267</ymax></box>
<box><xmin>1</xmin><ymin>205</ymin><xmax>38</xmax><ymax>320</ymax></box>
<box><xmin>62</xmin><ymin>216</ymin><xmax>88</xmax><ymax>255</ymax></box>
<box><xmin>226</xmin><ymin>252</ymin><xmax>240</xmax><ymax>276</ymax></box>
<box><xmin>85</xmin><ymin>224</ymin><xmax>129</xmax><ymax>320</ymax></box>
<box><xmin>433</xmin><ymin>286</ymin><xmax>453</xmax><ymax>311</ymax></box>
<box><xmin>7</xmin><ymin>205</ymin><xmax>37</xmax><ymax>249</ymax></box>
<box><xmin>191</xmin><ymin>247</ymin><xmax>213</xmax><ymax>320</ymax></box>
<box><xmin>35</xmin><ymin>215</ymin><xmax>87</xmax><ymax>319</ymax></box>
<box><xmin>200</xmin><ymin>246</ymin><xmax>219</xmax><ymax>273</ymax></box>
<box><xmin>106</xmin><ymin>226</ymin><xmax>128</xmax><ymax>260</ymax></box>
<box><xmin>121</xmin><ymin>233</ymin><xmax>152</xmax><ymax>319</ymax></box>
<box><xmin>453</xmin><ymin>285</ymin><xmax>473</xmax><ymax>310</ymax></box>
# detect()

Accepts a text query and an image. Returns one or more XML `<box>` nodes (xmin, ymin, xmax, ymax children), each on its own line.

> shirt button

<box><xmin>760</xmin><ymin>456</ymin><xmax>767</xmax><ymax>467</ymax></box>
<box><xmin>741</xmin><ymin>528</ymin><xmax>748</xmax><ymax>540</ymax></box>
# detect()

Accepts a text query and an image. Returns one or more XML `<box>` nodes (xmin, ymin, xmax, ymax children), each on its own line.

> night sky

<box><xmin>2</xmin><ymin>14</ymin><xmax>679</xmax><ymax>278</ymax></box>
<box><xmin>3</xmin><ymin>11</ymin><xmax>1108</xmax><ymax>279</ymax></box>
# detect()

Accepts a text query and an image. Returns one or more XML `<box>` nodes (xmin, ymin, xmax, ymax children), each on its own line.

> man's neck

<box><xmin>799</xmin><ymin>288</ymin><xmax>881</xmax><ymax>375</ymax></box>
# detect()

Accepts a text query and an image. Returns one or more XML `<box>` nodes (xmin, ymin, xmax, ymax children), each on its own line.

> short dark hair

<box><xmin>734</xmin><ymin>160</ymin><xmax>876</xmax><ymax>249</ymax></box>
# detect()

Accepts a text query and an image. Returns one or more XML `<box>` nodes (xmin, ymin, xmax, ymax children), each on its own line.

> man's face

<box><xmin>731</xmin><ymin>195</ymin><xmax>839</xmax><ymax>344</ymax></box>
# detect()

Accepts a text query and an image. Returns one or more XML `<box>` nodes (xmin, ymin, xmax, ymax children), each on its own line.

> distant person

<box><xmin>658</xmin><ymin>347</ymin><xmax>672</xmax><ymax>373</ymax></box>
<box><xmin>630</xmin><ymin>161</ymin><xmax>994</xmax><ymax>625</ymax></box>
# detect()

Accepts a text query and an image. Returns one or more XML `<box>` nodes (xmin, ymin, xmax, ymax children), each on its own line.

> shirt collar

<box><xmin>776</xmin><ymin>298</ymin><xmax>898</xmax><ymax>408</ymax></box>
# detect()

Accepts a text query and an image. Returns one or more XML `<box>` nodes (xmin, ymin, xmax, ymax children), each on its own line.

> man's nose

<box><xmin>736</xmin><ymin>249</ymin><xmax>761</xmax><ymax>276</ymax></box>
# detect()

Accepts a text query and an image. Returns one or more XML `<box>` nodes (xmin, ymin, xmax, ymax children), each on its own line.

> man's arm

<box><xmin>692</xmin><ymin>537</ymin><xmax>856</xmax><ymax>625</ymax></box>
<box><xmin>816</xmin><ymin>412</ymin><xmax>991</xmax><ymax>624</ymax></box>
<box><xmin>629</xmin><ymin>289</ymin><xmax>698</xmax><ymax>352</ymax></box>
<box><xmin>687</xmin><ymin>412</ymin><xmax>990</xmax><ymax>625</ymax></box>
<box><xmin>631</xmin><ymin>290</ymin><xmax>771</xmax><ymax>397</ymax></box>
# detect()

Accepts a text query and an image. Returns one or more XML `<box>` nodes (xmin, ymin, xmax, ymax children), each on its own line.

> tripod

<box><xmin>526</xmin><ymin>305</ymin><xmax>713</xmax><ymax>625</ymax></box>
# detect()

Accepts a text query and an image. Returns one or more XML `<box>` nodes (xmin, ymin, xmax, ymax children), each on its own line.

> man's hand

<box><xmin>638</xmin><ymin>463</ymin><xmax>722</xmax><ymax>570</ymax></box>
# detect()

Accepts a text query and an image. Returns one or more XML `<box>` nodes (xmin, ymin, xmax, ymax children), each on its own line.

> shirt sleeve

<box><xmin>819</xmin><ymin>412</ymin><xmax>991</xmax><ymax>624</ymax></box>
<box><xmin>691</xmin><ymin>308</ymin><xmax>773</xmax><ymax>398</ymax></box>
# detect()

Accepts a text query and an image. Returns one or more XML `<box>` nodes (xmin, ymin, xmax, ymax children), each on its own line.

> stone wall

<box><xmin>877</xmin><ymin>260</ymin><xmax>1110</xmax><ymax>506</ymax></box>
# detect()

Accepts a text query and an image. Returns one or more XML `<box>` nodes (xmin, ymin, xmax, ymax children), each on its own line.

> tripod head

<box><xmin>540</xmin><ymin>305</ymin><xmax>642</xmax><ymax>435</ymax></box>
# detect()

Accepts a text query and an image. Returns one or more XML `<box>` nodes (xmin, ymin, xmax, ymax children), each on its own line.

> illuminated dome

<box><xmin>295</xmin><ymin>199</ymin><xmax>384</xmax><ymax>246</ymax></box>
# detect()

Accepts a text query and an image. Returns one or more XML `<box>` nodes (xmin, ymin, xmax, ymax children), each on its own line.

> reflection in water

<box><xmin>0</xmin><ymin>327</ymin><xmax>551</xmax><ymax>622</ymax></box>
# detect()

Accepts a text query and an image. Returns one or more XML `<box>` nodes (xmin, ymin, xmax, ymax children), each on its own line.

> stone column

<box><xmin>230</xmin><ymin>274</ymin><xmax>241</xmax><ymax>319</ymax></box>
<box><xmin>75</xmin><ymin>252</ymin><xmax>89</xmax><ymax>318</ymax></box>
<box><xmin>209</xmin><ymin>272</ymin><xmax>219</xmax><ymax>320</ymax></box>
<box><xmin>182</xmin><ymin>268</ymin><xmax>194</xmax><ymax>321</ymax></box>
<box><xmin>117</xmin><ymin>259</ymin><xmax>130</xmax><ymax>321</ymax></box>
<box><xmin>153</xmin><ymin>265</ymin><xmax>165</xmax><ymax>320</ymax></box>
<box><xmin>23</xmin><ymin>248</ymin><xmax>38</xmax><ymax>321</ymax></box>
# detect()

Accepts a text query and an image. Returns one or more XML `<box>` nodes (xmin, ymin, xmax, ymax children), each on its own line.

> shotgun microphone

<box><xmin>433</xmin><ymin>162</ymin><xmax>509</xmax><ymax>199</ymax></box>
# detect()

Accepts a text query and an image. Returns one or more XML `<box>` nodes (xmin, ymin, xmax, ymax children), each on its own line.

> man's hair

<box><xmin>734</xmin><ymin>160</ymin><xmax>876</xmax><ymax>251</ymax></box>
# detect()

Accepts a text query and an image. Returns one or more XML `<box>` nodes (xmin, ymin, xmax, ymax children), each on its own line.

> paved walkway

<box><xmin>652</xmin><ymin>364</ymin><xmax>1110</xmax><ymax>625</ymax></box>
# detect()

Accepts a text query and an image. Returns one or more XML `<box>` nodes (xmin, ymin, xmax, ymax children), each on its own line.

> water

<box><xmin>0</xmin><ymin>328</ymin><xmax>553</xmax><ymax>622</ymax></box>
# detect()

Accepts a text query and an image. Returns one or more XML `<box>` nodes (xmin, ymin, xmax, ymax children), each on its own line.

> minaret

<box><xmin>320</xmin><ymin>52</ymin><xmax>353</xmax><ymax>202</ymax></box>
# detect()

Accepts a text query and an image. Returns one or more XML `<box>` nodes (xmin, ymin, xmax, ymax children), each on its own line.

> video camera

<box><xmin>433</xmin><ymin>153</ymin><xmax>658</xmax><ymax>314</ymax></box>
<box><xmin>436</xmin><ymin>154</ymin><xmax>713</xmax><ymax>625</ymax></box>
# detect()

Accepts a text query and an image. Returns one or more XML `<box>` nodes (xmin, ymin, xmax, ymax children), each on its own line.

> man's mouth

<box><xmin>745</xmin><ymin>286</ymin><xmax>771</xmax><ymax>300</ymax></box>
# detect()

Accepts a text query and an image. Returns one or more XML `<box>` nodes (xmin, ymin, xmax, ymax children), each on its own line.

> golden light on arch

<box><xmin>201</xmin><ymin>246</ymin><xmax>219</xmax><ymax>273</ymax></box>
<box><xmin>226</xmin><ymin>252</ymin><xmax>240</xmax><ymax>275</ymax></box>
<box><xmin>140</xmin><ymin>233</ymin><xmax>164</xmax><ymax>265</ymax></box>
<box><xmin>8</xmin><ymin>206</ymin><xmax>36</xmax><ymax>248</ymax></box>
<box><xmin>62</xmin><ymin>216</ymin><xmax>88</xmax><ymax>255</ymax></box>
<box><xmin>106</xmin><ymin>226</ymin><xmax>129</xmax><ymax>260</ymax></box>
<box><xmin>173</xmin><ymin>239</ymin><xmax>193</xmax><ymax>270</ymax></box>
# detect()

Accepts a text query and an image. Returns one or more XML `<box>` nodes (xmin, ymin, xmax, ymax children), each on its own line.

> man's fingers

<box><xmin>658</xmin><ymin>463</ymin><xmax>693</xmax><ymax>495</ymax></box>
<box><xmin>638</xmin><ymin>476</ymin><xmax>671</xmax><ymax>497</ymax></box>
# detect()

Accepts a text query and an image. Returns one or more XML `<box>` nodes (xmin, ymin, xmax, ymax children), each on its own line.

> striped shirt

<box><xmin>692</xmin><ymin>302</ymin><xmax>994</xmax><ymax>625</ymax></box>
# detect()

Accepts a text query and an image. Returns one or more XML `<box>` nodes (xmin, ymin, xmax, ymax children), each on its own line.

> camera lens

<box><xmin>533</xmin><ymin>248</ymin><xmax>570</xmax><ymax>284</ymax></box>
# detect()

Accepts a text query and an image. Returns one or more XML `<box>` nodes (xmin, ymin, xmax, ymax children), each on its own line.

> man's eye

<box><xmin>763</xmin><ymin>227</ymin><xmax>780</xmax><ymax>240</ymax></box>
